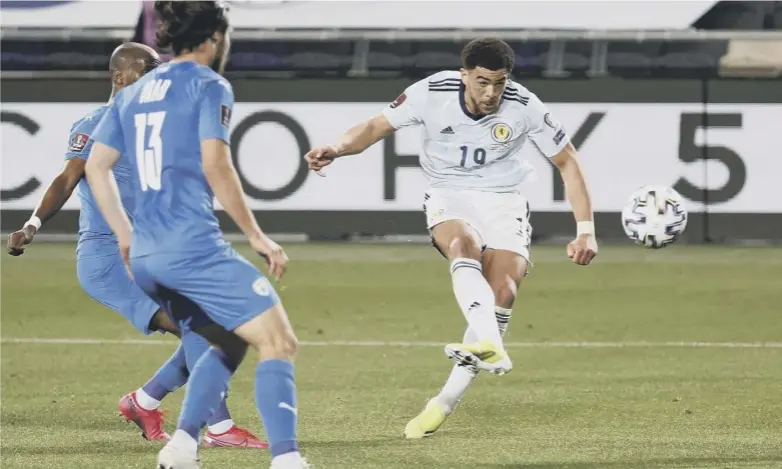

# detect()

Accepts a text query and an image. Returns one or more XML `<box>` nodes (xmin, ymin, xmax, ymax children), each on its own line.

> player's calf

<box><xmin>488</xmin><ymin>278</ymin><xmax>516</xmax><ymax>336</ymax></box>
<box><xmin>234</xmin><ymin>304</ymin><xmax>304</xmax><ymax>467</ymax></box>
<box><xmin>482</xmin><ymin>248</ymin><xmax>527</xmax><ymax>306</ymax></box>
<box><xmin>489</xmin><ymin>275</ymin><xmax>518</xmax><ymax>310</ymax></box>
<box><xmin>482</xmin><ymin>248</ymin><xmax>528</xmax><ymax>336</ymax></box>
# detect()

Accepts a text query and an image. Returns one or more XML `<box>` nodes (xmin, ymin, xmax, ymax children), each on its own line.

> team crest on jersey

<box><xmin>389</xmin><ymin>93</ymin><xmax>407</xmax><ymax>109</ymax></box>
<box><xmin>221</xmin><ymin>104</ymin><xmax>232</xmax><ymax>128</ymax></box>
<box><xmin>490</xmin><ymin>123</ymin><xmax>513</xmax><ymax>144</ymax></box>
<box><xmin>69</xmin><ymin>132</ymin><xmax>89</xmax><ymax>153</ymax></box>
<box><xmin>252</xmin><ymin>277</ymin><xmax>271</xmax><ymax>296</ymax></box>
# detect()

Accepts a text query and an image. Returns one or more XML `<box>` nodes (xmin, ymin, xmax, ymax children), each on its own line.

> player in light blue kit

<box><xmin>84</xmin><ymin>2</ymin><xmax>310</xmax><ymax>468</ymax></box>
<box><xmin>6</xmin><ymin>42</ymin><xmax>266</xmax><ymax>449</ymax></box>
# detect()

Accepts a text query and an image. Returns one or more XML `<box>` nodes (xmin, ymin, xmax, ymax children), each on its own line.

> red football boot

<box><xmin>202</xmin><ymin>425</ymin><xmax>269</xmax><ymax>449</ymax></box>
<box><xmin>118</xmin><ymin>392</ymin><xmax>171</xmax><ymax>441</ymax></box>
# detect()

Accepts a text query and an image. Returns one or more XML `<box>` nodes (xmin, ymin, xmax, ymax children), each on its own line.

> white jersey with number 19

<box><xmin>381</xmin><ymin>70</ymin><xmax>570</xmax><ymax>193</ymax></box>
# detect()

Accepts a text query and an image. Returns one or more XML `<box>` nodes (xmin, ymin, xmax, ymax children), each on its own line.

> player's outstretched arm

<box><xmin>305</xmin><ymin>114</ymin><xmax>394</xmax><ymax>175</ymax></box>
<box><xmin>84</xmin><ymin>142</ymin><xmax>133</xmax><ymax>249</ymax></box>
<box><xmin>202</xmin><ymin>139</ymin><xmax>288</xmax><ymax>280</ymax></box>
<box><xmin>6</xmin><ymin>159</ymin><xmax>85</xmax><ymax>256</ymax></box>
<box><xmin>551</xmin><ymin>144</ymin><xmax>598</xmax><ymax>266</ymax></box>
<box><xmin>334</xmin><ymin>114</ymin><xmax>395</xmax><ymax>157</ymax></box>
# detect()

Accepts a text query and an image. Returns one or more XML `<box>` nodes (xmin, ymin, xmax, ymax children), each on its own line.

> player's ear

<box><xmin>111</xmin><ymin>69</ymin><xmax>125</xmax><ymax>88</ymax></box>
<box><xmin>460</xmin><ymin>68</ymin><xmax>468</xmax><ymax>83</ymax></box>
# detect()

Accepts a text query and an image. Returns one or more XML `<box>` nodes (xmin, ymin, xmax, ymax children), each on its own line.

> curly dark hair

<box><xmin>154</xmin><ymin>1</ymin><xmax>229</xmax><ymax>55</ymax></box>
<box><xmin>461</xmin><ymin>37</ymin><xmax>515</xmax><ymax>72</ymax></box>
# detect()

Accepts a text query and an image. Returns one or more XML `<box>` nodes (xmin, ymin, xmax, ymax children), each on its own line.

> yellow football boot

<box><xmin>444</xmin><ymin>340</ymin><xmax>512</xmax><ymax>375</ymax></box>
<box><xmin>404</xmin><ymin>399</ymin><xmax>448</xmax><ymax>439</ymax></box>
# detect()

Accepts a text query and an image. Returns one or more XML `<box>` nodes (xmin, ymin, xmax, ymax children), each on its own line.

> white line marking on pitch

<box><xmin>2</xmin><ymin>338</ymin><xmax>781</xmax><ymax>348</ymax></box>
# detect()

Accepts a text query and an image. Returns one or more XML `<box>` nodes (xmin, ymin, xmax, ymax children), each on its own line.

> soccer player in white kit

<box><xmin>305</xmin><ymin>38</ymin><xmax>598</xmax><ymax>438</ymax></box>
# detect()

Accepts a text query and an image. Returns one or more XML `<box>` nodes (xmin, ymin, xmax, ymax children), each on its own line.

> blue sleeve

<box><xmin>198</xmin><ymin>80</ymin><xmax>234</xmax><ymax>144</ymax></box>
<box><xmin>64</xmin><ymin>119</ymin><xmax>98</xmax><ymax>161</ymax></box>
<box><xmin>91</xmin><ymin>101</ymin><xmax>126</xmax><ymax>155</ymax></box>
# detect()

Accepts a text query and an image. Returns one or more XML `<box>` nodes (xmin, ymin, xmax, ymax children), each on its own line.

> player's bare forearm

<box><xmin>335</xmin><ymin>115</ymin><xmax>394</xmax><ymax>157</ymax></box>
<box><xmin>31</xmin><ymin>159</ymin><xmax>86</xmax><ymax>227</ymax></box>
<box><xmin>553</xmin><ymin>144</ymin><xmax>598</xmax><ymax>265</ymax></box>
<box><xmin>84</xmin><ymin>143</ymin><xmax>133</xmax><ymax>242</ymax></box>
<box><xmin>552</xmin><ymin>144</ymin><xmax>593</xmax><ymax>223</ymax></box>
<box><xmin>5</xmin><ymin>159</ymin><xmax>82</xmax><ymax>254</ymax></box>
<box><xmin>202</xmin><ymin>139</ymin><xmax>263</xmax><ymax>239</ymax></box>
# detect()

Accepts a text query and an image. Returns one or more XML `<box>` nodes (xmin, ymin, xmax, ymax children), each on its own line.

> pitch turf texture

<box><xmin>2</xmin><ymin>243</ymin><xmax>781</xmax><ymax>469</ymax></box>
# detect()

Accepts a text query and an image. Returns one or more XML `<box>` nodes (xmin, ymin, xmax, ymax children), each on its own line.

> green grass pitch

<box><xmin>2</xmin><ymin>243</ymin><xmax>781</xmax><ymax>468</ymax></box>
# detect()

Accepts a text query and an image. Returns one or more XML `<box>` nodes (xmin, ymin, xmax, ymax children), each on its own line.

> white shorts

<box><xmin>423</xmin><ymin>188</ymin><xmax>533</xmax><ymax>262</ymax></box>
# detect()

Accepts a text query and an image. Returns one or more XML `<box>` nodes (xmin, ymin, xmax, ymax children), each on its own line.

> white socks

<box><xmin>271</xmin><ymin>451</ymin><xmax>303</xmax><ymax>468</ymax></box>
<box><xmin>436</xmin><ymin>306</ymin><xmax>513</xmax><ymax>414</ymax></box>
<box><xmin>134</xmin><ymin>388</ymin><xmax>161</xmax><ymax>410</ymax></box>
<box><xmin>137</xmin><ymin>390</ymin><xmax>234</xmax><ymax>436</ymax></box>
<box><xmin>169</xmin><ymin>429</ymin><xmax>199</xmax><ymax>454</ymax></box>
<box><xmin>449</xmin><ymin>258</ymin><xmax>502</xmax><ymax>348</ymax></box>
<box><xmin>207</xmin><ymin>418</ymin><xmax>234</xmax><ymax>435</ymax></box>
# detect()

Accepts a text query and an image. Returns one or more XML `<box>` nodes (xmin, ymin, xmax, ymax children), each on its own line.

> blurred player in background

<box><xmin>6</xmin><ymin>42</ymin><xmax>266</xmax><ymax>449</ymax></box>
<box><xmin>305</xmin><ymin>38</ymin><xmax>598</xmax><ymax>438</ymax></box>
<box><xmin>84</xmin><ymin>2</ymin><xmax>310</xmax><ymax>468</ymax></box>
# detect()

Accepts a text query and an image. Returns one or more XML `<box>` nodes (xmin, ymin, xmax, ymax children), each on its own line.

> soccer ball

<box><xmin>621</xmin><ymin>185</ymin><xmax>688</xmax><ymax>249</ymax></box>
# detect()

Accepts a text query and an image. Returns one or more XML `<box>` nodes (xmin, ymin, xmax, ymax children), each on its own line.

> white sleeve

<box><xmin>381</xmin><ymin>79</ymin><xmax>428</xmax><ymax>130</ymax></box>
<box><xmin>526</xmin><ymin>93</ymin><xmax>570</xmax><ymax>158</ymax></box>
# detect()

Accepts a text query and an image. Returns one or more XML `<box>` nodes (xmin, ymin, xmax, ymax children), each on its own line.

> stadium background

<box><xmin>1</xmin><ymin>3</ymin><xmax>781</xmax><ymax>469</ymax></box>
<box><xmin>2</xmin><ymin>0</ymin><xmax>781</xmax><ymax>243</ymax></box>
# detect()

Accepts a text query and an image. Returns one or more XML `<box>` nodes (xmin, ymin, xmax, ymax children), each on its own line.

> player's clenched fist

<box><xmin>7</xmin><ymin>227</ymin><xmax>36</xmax><ymax>256</ymax></box>
<box><xmin>249</xmin><ymin>232</ymin><xmax>289</xmax><ymax>281</ymax></box>
<box><xmin>304</xmin><ymin>145</ymin><xmax>340</xmax><ymax>176</ymax></box>
<box><xmin>567</xmin><ymin>234</ymin><xmax>598</xmax><ymax>266</ymax></box>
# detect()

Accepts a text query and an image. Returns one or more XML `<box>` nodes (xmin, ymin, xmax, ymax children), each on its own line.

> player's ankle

<box><xmin>207</xmin><ymin>418</ymin><xmax>234</xmax><ymax>435</ymax></box>
<box><xmin>134</xmin><ymin>388</ymin><xmax>161</xmax><ymax>411</ymax></box>
<box><xmin>272</xmin><ymin>451</ymin><xmax>302</xmax><ymax>466</ymax></box>
<box><xmin>433</xmin><ymin>395</ymin><xmax>457</xmax><ymax>416</ymax></box>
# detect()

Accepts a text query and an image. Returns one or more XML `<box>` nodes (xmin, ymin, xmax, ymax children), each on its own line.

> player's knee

<box><xmin>448</xmin><ymin>235</ymin><xmax>481</xmax><ymax>260</ymax></box>
<box><xmin>492</xmin><ymin>276</ymin><xmax>517</xmax><ymax>309</ymax></box>
<box><xmin>257</xmin><ymin>332</ymin><xmax>298</xmax><ymax>362</ymax></box>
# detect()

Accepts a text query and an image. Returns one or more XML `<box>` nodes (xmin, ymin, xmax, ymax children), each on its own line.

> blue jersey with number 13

<box><xmin>91</xmin><ymin>61</ymin><xmax>234</xmax><ymax>258</ymax></box>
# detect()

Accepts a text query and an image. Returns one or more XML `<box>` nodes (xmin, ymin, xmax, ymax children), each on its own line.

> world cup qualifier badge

<box><xmin>69</xmin><ymin>133</ymin><xmax>89</xmax><ymax>153</ymax></box>
<box><xmin>390</xmin><ymin>93</ymin><xmax>407</xmax><ymax>109</ymax></box>
<box><xmin>221</xmin><ymin>104</ymin><xmax>232</xmax><ymax>128</ymax></box>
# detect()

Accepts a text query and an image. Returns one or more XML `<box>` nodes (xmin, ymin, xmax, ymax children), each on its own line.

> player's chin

<box><xmin>481</xmin><ymin>103</ymin><xmax>499</xmax><ymax>114</ymax></box>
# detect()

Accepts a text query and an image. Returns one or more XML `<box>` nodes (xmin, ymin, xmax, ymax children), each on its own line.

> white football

<box><xmin>621</xmin><ymin>185</ymin><xmax>688</xmax><ymax>249</ymax></box>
